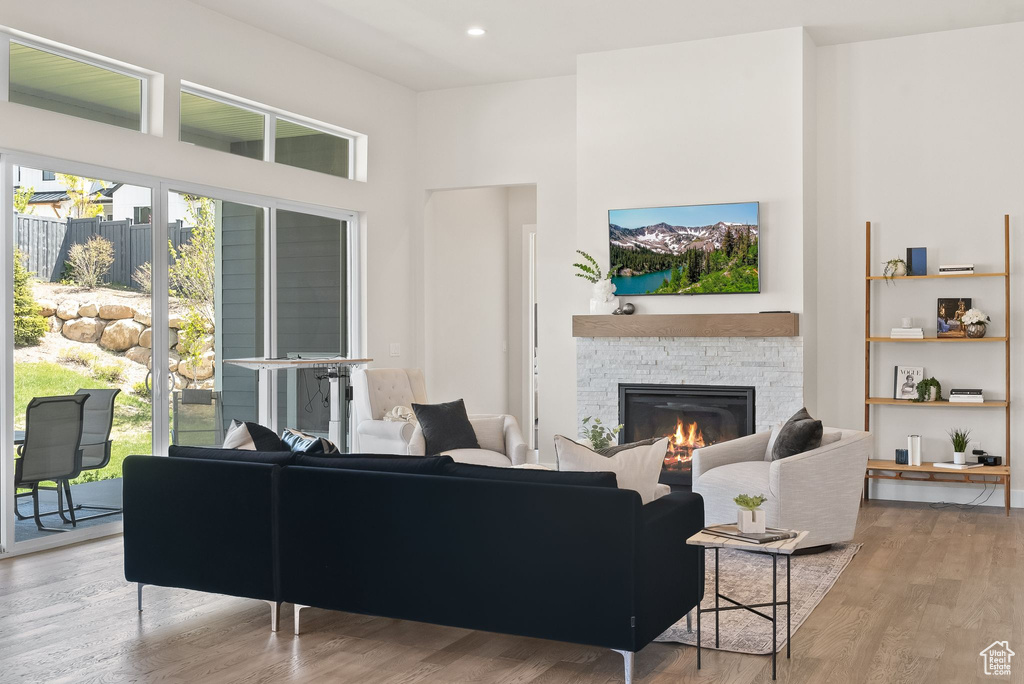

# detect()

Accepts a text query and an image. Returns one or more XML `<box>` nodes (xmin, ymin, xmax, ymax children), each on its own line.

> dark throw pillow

<box><xmin>223</xmin><ymin>420</ymin><xmax>288</xmax><ymax>452</ymax></box>
<box><xmin>281</xmin><ymin>428</ymin><xmax>339</xmax><ymax>454</ymax></box>
<box><xmin>411</xmin><ymin>399</ymin><xmax>479</xmax><ymax>454</ymax></box>
<box><xmin>771</xmin><ymin>407</ymin><xmax>823</xmax><ymax>460</ymax></box>
<box><xmin>596</xmin><ymin>437</ymin><xmax>661</xmax><ymax>457</ymax></box>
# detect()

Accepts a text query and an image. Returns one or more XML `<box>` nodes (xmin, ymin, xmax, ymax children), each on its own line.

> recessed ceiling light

<box><xmin>467</xmin><ymin>27</ymin><xmax>486</xmax><ymax>36</ymax></box>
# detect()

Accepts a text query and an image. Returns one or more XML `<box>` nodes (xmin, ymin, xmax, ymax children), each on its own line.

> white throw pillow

<box><xmin>470</xmin><ymin>416</ymin><xmax>506</xmax><ymax>454</ymax></box>
<box><xmin>383</xmin><ymin>405</ymin><xmax>417</xmax><ymax>423</ymax></box>
<box><xmin>554</xmin><ymin>435</ymin><xmax>668</xmax><ymax>504</ymax></box>
<box><xmin>222</xmin><ymin>420</ymin><xmax>257</xmax><ymax>450</ymax></box>
<box><xmin>820</xmin><ymin>432</ymin><xmax>842</xmax><ymax>448</ymax></box>
<box><xmin>511</xmin><ymin>463</ymin><xmax>552</xmax><ymax>470</ymax></box>
<box><xmin>764</xmin><ymin>425</ymin><xmax>782</xmax><ymax>461</ymax></box>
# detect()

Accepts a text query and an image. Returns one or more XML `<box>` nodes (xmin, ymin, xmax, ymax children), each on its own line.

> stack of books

<box><xmin>934</xmin><ymin>461</ymin><xmax>984</xmax><ymax>470</ymax></box>
<box><xmin>938</xmin><ymin>263</ymin><xmax>975</xmax><ymax>274</ymax></box>
<box><xmin>890</xmin><ymin>327</ymin><xmax>924</xmax><ymax>339</ymax></box>
<box><xmin>949</xmin><ymin>388</ymin><xmax>985</xmax><ymax>403</ymax></box>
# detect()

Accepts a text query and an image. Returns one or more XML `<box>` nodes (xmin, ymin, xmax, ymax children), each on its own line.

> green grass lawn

<box><xmin>15</xmin><ymin>362</ymin><xmax>152</xmax><ymax>483</ymax></box>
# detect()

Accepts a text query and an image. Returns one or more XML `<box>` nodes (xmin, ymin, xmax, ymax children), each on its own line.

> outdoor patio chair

<box><xmin>13</xmin><ymin>395</ymin><xmax>87</xmax><ymax>533</ymax></box>
<box><xmin>60</xmin><ymin>388</ymin><xmax>125</xmax><ymax>522</ymax></box>
<box><xmin>171</xmin><ymin>389</ymin><xmax>225</xmax><ymax>447</ymax></box>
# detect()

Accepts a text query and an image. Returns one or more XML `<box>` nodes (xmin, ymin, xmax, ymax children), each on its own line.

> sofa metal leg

<box><xmin>266</xmin><ymin>601</ymin><xmax>281</xmax><ymax>633</ymax></box>
<box><xmin>613</xmin><ymin>650</ymin><xmax>634</xmax><ymax>684</ymax></box>
<box><xmin>294</xmin><ymin>604</ymin><xmax>310</xmax><ymax>635</ymax></box>
<box><xmin>137</xmin><ymin>583</ymin><xmax>144</xmax><ymax>612</ymax></box>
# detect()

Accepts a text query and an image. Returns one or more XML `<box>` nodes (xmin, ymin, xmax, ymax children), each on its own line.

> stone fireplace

<box><xmin>575</xmin><ymin>314</ymin><xmax>804</xmax><ymax>488</ymax></box>
<box><xmin>619</xmin><ymin>383</ymin><xmax>755</xmax><ymax>486</ymax></box>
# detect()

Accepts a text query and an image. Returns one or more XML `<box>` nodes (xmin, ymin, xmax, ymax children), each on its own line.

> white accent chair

<box><xmin>351</xmin><ymin>368</ymin><xmax>528</xmax><ymax>467</ymax></box>
<box><xmin>692</xmin><ymin>428</ymin><xmax>871</xmax><ymax>549</ymax></box>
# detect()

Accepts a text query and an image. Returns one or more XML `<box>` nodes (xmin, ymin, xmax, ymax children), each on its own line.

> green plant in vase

<box><xmin>882</xmin><ymin>258</ymin><xmax>908</xmax><ymax>283</ymax></box>
<box><xmin>947</xmin><ymin>427</ymin><xmax>971</xmax><ymax>465</ymax></box>
<box><xmin>734</xmin><ymin>493</ymin><xmax>768</xmax><ymax>533</ymax></box>
<box><xmin>913</xmin><ymin>377</ymin><xmax>941</xmax><ymax>402</ymax></box>
<box><xmin>579</xmin><ymin>416</ymin><xmax>622</xmax><ymax>450</ymax></box>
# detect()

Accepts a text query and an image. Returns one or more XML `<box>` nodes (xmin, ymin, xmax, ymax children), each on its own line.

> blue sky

<box><xmin>609</xmin><ymin>202</ymin><xmax>758</xmax><ymax>229</ymax></box>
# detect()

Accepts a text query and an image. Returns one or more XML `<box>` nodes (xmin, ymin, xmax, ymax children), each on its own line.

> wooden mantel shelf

<box><xmin>572</xmin><ymin>312</ymin><xmax>799</xmax><ymax>338</ymax></box>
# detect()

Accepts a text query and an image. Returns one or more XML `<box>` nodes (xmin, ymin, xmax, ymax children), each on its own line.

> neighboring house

<box><xmin>14</xmin><ymin>165</ymin><xmax>189</xmax><ymax>223</ymax></box>
<box><xmin>980</xmin><ymin>641</ymin><xmax>1015</xmax><ymax>676</ymax></box>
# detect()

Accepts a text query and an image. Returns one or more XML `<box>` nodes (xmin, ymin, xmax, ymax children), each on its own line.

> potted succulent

<box><xmin>960</xmin><ymin>308</ymin><xmax>991</xmax><ymax>338</ymax></box>
<box><xmin>882</xmin><ymin>258</ymin><xmax>909</xmax><ymax>283</ymax></box>
<box><xmin>573</xmin><ymin>250</ymin><xmax>621</xmax><ymax>314</ymax></box>
<box><xmin>913</xmin><ymin>377</ymin><xmax>941</xmax><ymax>402</ymax></box>
<box><xmin>579</xmin><ymin>416</ymin><xmax>622</xmax><ymax>450</ymax></box>
<box><xmin>734</xmin><ymin>493</ymin><xmax>768</xmax><ymax>534</ymax></box>
<box><xmin>948</xmin><ymin>427</ymin><xmax>971</xmax><ymax>465</ymax></box>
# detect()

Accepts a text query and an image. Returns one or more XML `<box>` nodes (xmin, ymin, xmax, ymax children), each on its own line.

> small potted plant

<box><xmin>734</xmin><ymin>493</ymin><xmax>768</xmax><ymax>534</ymax></box>
<box><xmin>913</xmin><ymin>377</ymin><xmax>941</xmax><ymax>402</ymax></box>
<box><xmin>948</xmin><ymin>427</ymin><xmax>971</xmax><ymax>465</ymax></box>
<box><xmin>960</xmin><ymin>308</ymin><xmax>991</xmax><ymax>338</ymax></box>
<box><xmin>579</xmin><ymin>416</ymin><xmax>622</xmax><ymax>450</ymax></box>
<box><xmin>573</xmin><ymin>250</ymin><xmax>621</xmax><ymax>314</ymax></box>
<box><xmin>882</xmin><ymin>258</ymin><xmax>908</xmax><ymax>283</ymax></box>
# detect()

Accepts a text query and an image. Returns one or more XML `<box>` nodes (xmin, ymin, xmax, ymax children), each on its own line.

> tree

<box><xmin>14</xmin><ymin>186</ymin><xmax>34</xmax><ymax>214</ymax></box>
<box><xmin>57</xmin><ymin>173</ymin><xmax>107</xmax><ymax>219</ymax></box>
<box><xmin>14</xmin><ymin>250</ymin><xmax>46</xmax><ymax>346</ymax></box>
<box><xmin>168</xmin><ymin>195</ymin><xmax>216</xmax><ymax>329</ymax></box>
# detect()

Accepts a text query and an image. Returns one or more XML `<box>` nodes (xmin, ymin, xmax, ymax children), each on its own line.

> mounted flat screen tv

<box><xmin>609</xmin><ymin>201</ymin><xmax>759</xmax><ymax>296</ymax></box>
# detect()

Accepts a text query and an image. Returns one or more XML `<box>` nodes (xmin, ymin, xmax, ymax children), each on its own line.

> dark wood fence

<box><xmin>14</xmin><ymin>214</ymin><xmax>190</xmax><ymax>286</ymax></box>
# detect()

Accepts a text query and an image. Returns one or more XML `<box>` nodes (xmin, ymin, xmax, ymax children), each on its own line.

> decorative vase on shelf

<box><xmin>925</xmin><ymin>387</ymin><xmax>938</xmax><ymax>402</ymax></box>
<box><xmin>953</xmin><ymin>451</ymin><xmax>967</xmax><ymax>465</ymax></box>
<box><xmin>737</xmin><ymin>508</ymin><xmax>766</xmax><ymax>534</ymax></box>
<box><xmin>590</xmin><ymin>279</ymin><xmax>620</xmax><ymax>315</ymax></box>
<box><xmin>965</xmin><ymin>323</ymin><xmax>987</xmax><ymax>339</ymax></box>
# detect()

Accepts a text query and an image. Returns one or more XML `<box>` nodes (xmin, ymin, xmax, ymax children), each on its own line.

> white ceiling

<box><xmin>191</xmin><ymin>0</ymin><xmax>1024</xmax><ymax>91</ymax></box>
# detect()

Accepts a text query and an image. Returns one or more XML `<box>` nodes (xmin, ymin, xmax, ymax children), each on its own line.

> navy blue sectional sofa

<box><xmin>122</xmin><ymin>447</ymin><xmax>704</xmax><ymax>682</ymax></box>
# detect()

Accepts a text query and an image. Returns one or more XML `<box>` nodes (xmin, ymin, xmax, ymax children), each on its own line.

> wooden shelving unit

<box><xmin>863</xmin><ymin>216</ymin><xmax>1011</xmax><ymax>515</ymax></box>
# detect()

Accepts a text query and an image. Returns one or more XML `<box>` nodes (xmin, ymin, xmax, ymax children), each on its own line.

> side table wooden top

<box><xmin>687</xmin><ymin>529</ymin><xmax>809</xmax><ymax>555</ymax></box>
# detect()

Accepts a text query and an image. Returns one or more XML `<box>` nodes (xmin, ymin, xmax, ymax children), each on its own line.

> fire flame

<box><xmin>665</xmin><ymin>418</ymin><xmax>704</xmax><ymax>468</ymax></box>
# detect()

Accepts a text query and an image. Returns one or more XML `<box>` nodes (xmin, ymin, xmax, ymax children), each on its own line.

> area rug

<box><xmin>656</xmin><ymin>543</ymin><xmax>861</xmax><ymax>654</ymax></box>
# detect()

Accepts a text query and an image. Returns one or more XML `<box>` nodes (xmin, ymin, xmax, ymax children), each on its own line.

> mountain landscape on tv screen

<box><xmin>609</xmin><ymin>208</ymin><xmax>759</xmax><ymax>295</ymax></box>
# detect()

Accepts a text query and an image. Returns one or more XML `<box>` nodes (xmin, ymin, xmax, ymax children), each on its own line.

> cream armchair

<box><xmin>351</xmin><ymin>368</ymin><xmax>528</xmax><ymax>467</ymax></box>
<box><xmin>692</xmin><ymin>428</ymin><xmax>871</xmax><ymax>549</ymax></box>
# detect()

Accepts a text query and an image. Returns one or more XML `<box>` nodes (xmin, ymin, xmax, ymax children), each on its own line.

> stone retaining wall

<box><xmin>38</xmin><ymin>297</ymin><xmax>215</xmax><ymax>389</ymax></box>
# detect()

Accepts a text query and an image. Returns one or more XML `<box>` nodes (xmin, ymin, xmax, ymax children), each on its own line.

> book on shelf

<box><xmin>950</xmin><ymin>388</ymin><xmax>985</xmax><ymax>403</ymax></box>
<box><xmin>938</xmin><ymin>264</ymin><xmax>975</xmax><ymax>273</ymax></box>
<box><xmin>702</xmin><ymin>524</ymin><xmax>798</xmax><ymax>545</ymax></box>
<box><xmin>890</xmin><ymin>328</ymin><xmax>924</xmax><ymax>339</ymax></box>
<box><xmin>933</xmin><ymin>461</ymin><xmax>985</xmax><ymax>470</ymax></box>
<box><xmin>949</xmin><ymin>388</ymin><xmax>984</xmax><ymax>395</ymax></box>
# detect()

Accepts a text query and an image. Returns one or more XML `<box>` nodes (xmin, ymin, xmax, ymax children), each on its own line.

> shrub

<box><xmin>13</xmin><ymin>250</ymin><xmax>47</xmax><ymax>347</ymax></box>
<box><xmin>65</xmin><ymin>235</ymin><xmax>115</xmax><ymax>289</ymax></box>
<box><xmin>58</xmin><ymin>347</ymin><xmax>98</xmax><ymax>367</ymax></box>
<box><xmin>132</xmin><ymin>381</ymin><xmax>151</xmax><ymax>399</ymax></box>
<box><xmin>90</xmin><ymin>360</ymin><xmax>125</xmax><ymax>384</ymax></box>
<box><xmin>176</xmin><ymin>309</ymin><xmax>208</xmax><ymax>385</ymax></box>
<box><xmin>132</xmin><ymin>261</ymin><xmax>152</xmax><ymax>294</ymax></box>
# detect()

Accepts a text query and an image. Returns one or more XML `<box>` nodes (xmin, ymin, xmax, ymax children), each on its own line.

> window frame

<box><xmin>180</xmin><ymin>81</ymin><xmax>360</xmax><ymax>180</ymax></box>
<box><xmin>5</xmin><ymin>35</ymin><xmax>150</xmax><ymax>134</ymax></box>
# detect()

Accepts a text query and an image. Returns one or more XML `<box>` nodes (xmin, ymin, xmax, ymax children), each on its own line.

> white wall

<box><xmin>816</xmin><ymin>22</ymin><xmax>1024</xmax><ymax>507</ymax></box>
<box><xmin>576</xmin><ymin>28</ymin><xmax>810</xmax><ymax>318</ymax></box>
<box><xmin>0</xmin><ymin>0</ymin><xmax>418</xmax><ymax>368</ymax></box>
<box><xmin>416</xmin><ymin>77</ymin><xmax>577</xmax><ymax>463</ymax></box>
<box><xmin>506</xmin><ymin>186</ymin><xmax>537</xmax><ymax>440</ymax></box>
<box><xmin>423</xmin><ymin>187</ymin><xmax>509</xmax><ymax>412</ymax></box>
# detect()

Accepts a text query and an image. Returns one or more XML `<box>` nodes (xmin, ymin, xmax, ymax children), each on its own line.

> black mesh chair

<box><xmin>171</xmin><ymin>389</ymin><xmax>225</xmax><ymax>447</ymax></box>
<box><xmin>63</xmin><ymin>388</ymin><xmax>124</xmax><ymax>521</ymax></box>
<box><xmin>13</xmin><ymin>395</ymin><xmax>87</xmax><ymax>533</ymax></box>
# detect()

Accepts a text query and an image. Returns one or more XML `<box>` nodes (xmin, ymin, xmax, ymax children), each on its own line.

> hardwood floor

<box><xmin>1</xmin><ymin>501</ymin><xmax>1020</xmax><ymax>683</ymax></box>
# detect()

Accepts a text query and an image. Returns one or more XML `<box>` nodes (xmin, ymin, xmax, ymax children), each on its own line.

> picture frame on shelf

<box><xmin>893</xmin><ymin>366</ymin><xmax>924</xmax><ymax>400</ymax></box>
<box><xmin>937</xmin><ymin>297</ymin><xmax>971</xmax><ymax>338</ymax></box>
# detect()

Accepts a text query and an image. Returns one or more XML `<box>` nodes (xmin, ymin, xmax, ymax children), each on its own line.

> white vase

<box><xmin>737</xmin><ymin>508</ymin><xmax>766</xmax><ymax>534</ymax></box>
<box><xmin>953</xmin><ymin>451</ymin><xmax>967</xmax><ymax>465</ymax></box>
<box><xmin>589</xmin><ymin>280</ymin><xmax>619</xmax><ymax>314</ymax></box>
<box><xmin>893</xmin><ymin>262</ymin><xmax>907</xmax><ymax>276</ymax></box>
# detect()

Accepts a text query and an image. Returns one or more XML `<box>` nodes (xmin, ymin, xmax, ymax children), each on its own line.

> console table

<box><xmin>223</xmin><ymin>356</ymin><xmax>371</xmax><ymax>447</ymax></box>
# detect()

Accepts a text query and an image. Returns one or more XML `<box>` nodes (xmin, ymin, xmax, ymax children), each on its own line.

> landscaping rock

<box><xmin>168</xmin><ymin>314</ymin><xmax>183</xmax><ymax>329</ymax></box>
<box><xmin>177</xmin><ymin>350</ymin><xmax>215</xmax><ymax>381</ymax></box>
<box><xmin>172</xmin><ymin>373</ymin><xmax>188</xmax><ymax>390</ymax></box>
<box><xmin>168</xmin><ymin>351</ymin><xmax>180</xmax><ymax>373</ymax></box>
<box><xmin>37</xmin><ymin>299</ymin><xmax>57</xmax><ymax>317</ymax></box>
<box><xmin>98</xmin><ymin>303</ymin><xmax>135</xmax><ymax>320</ymax></box>
<box><xmin>56</xmin><ymin>301</ymin><xmax>81</xmax><ymax>320</ymax></box>
<box><xmin>47</xmin><ymin>315</ymin><xmax>63</xmax><ymax>333</ymax></box>
<box><xmin>99</xmin><ymin>319</ymin><xmax>145</xmax><ymax>352</ymax></box>
<box><xmin>78</xmin><ymin>302</ymin><xmax>99</xmax><ymax>317</ymax></box>
<box><xmin>134</xmin><ymin>310</ymin><xmax>151</xmax><ymax>326</ymax></box>
<box><xmin>169</xmin><ymin>328</ymin><xmax>178</xmax><ymax>349</ymax></box>
<box><xmin>125</xmin><ymin>346</ymin><xmax>151</xmax><ymax>367</ymax></box>
<box><xmin>62</xmin><ymin>317</ymin><xmax>105</xmax><ymax>343</ymax></box>
<box><xmin>139</xmin><ymin>327</ymin><xmax>178</xmax><ymax>349</ymax></box>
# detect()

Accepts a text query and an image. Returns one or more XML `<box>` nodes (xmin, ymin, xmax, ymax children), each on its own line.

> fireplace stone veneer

<box><xmin>576</xmin><ymin>335</ymin><xmax>804</xmax><ymax>454</ymax></box>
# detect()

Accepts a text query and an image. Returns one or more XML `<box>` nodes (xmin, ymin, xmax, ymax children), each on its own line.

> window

<box><xmin>8</xmin><ymin>41</ymin><xmax>144</xmax><ymax>131</ymax></box>
<box><xmin>275</xmin><ymin>118</ymin><xmax>351</xmax><ymax>179</ymax></box>
<box><xmin>179</xmin><ymin>90</ymin><xmax>265</xmax><ymax>160</ymax></box>
<box><xmin>42</xmin><ymin>170</ymin><xmax>55</xmax><ymax>181</ymax></box>
<box><xmin>133</xmin><ymin>206</ymin><xmax>152</xmax><ymax>224</ymax></box>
